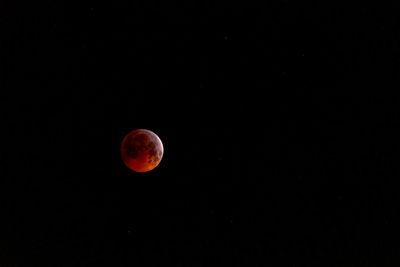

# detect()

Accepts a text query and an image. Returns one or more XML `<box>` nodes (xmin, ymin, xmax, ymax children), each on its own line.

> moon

<box><xmin>120</xmin><ymin>129</ymin><xmax>164</xmax><ymax>172</ymax></box>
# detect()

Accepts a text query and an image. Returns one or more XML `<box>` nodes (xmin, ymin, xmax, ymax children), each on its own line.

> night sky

<box><xmin>1</xmin><ymin>1</ymin><xmax>400</xmax><ymax>267</ymax></box>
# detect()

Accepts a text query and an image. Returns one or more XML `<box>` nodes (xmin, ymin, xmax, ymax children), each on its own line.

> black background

<box><xmin>1</xmin><ymin>1</ymin><xmax>400</xmax><ymax>266</ymax></box>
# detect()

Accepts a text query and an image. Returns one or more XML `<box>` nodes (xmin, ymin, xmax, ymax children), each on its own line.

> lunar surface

<box><xmin>120</xmin><ymin>129</ymin><xmax>164</xmax><ymax>172</ymax></box>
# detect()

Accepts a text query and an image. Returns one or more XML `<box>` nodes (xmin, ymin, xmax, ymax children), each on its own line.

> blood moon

<box><xmin>121</xmin><ymin>129</ymin><xmax>164</xmax><ymax>172</ymax></box>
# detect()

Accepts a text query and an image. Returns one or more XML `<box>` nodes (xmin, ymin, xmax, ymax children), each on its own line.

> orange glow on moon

<box><xmin>120</xmin><ymin>129</ymin><xmax>164</xmax><ymax>172</ymax></box>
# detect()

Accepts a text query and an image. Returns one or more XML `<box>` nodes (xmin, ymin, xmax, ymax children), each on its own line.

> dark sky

<box><xmin>1</xmin><ymin>1</ymin><xmax>400</xmax><ymax>267</ymax></box>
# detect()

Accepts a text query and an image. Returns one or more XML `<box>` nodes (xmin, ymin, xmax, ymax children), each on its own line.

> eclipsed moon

<box><xmin>120</xmin><ymin>129</ymin><xmax>164</xmax><ymax>172</ymax></box>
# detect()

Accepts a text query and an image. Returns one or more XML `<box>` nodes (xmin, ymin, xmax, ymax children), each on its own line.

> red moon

<box><xmin>120</xmin><ymin>129</ymin><xmax>164</xmax><ymax>172</ymax></box>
